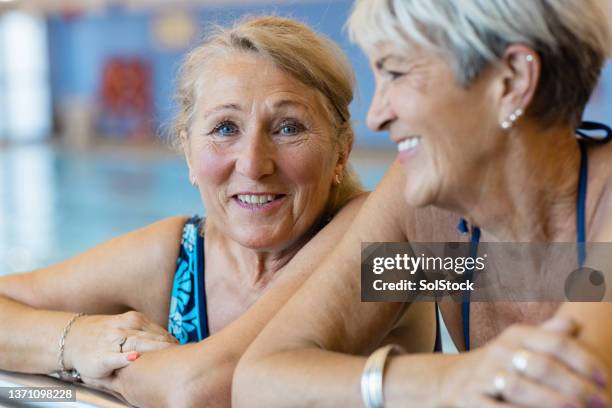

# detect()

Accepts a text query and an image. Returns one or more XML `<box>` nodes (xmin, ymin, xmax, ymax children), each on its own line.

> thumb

<box><xmin>101</xmin><ymin>352</ymin><xmax>140</xmax><ymax>374</ymax></box>
<box><xmin>540</xmin><ymin>317</ymin><xmax>580</xmax><ymax>336</ymax></box>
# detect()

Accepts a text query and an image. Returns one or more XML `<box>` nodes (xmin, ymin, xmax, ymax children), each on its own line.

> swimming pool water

<box><xmin>0</xmin><ymin>144</ymin><xmax>393</xmax><ymax>274</ymax></box>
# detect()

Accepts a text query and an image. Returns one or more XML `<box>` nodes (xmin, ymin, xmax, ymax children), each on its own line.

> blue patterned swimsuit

<box><xmin>168</xmin><ymin>216</ymin><xmax>210</xmax><ymax>344</ymax></box>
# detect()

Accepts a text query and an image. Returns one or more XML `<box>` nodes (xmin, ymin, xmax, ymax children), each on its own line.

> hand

<box><xmin>442</xmin><ymin>318</ymin><xmax>610</xmax><ymax>407</ymax></box>
<box><xmin>64</xmin><ymin>311</ymin><xmax>178</xmax><ymax>379</ymax></box>
<box><xmin>80</xmin><ymin>349</ymin><xmax>181</xmax><ymax>407</ymax></box>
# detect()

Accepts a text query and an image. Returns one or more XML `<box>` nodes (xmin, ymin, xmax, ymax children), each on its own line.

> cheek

<box><xmin>280</xmin><ymin>145</ymin><xmax>334</xmax><ymax>190</ymax></box>
<box><xmin>190</xmin><ymin>144</ymin><xmax>233</xmax><ymax>190</ymax></box>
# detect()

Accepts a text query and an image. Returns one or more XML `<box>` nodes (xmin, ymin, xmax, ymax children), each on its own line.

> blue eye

<box><xmin>277</xmin><ymin>121</ymin><xmax>304</xmax><ymax>136</ymax></box>
<box><xmin>212</xmin><ymin>121</ymin><xmax>238</xmax><ymax>136</ymax></box>
<box><xmin>280</xmin><ymin>125</ymin><xmax>299</xmax><ymax>136</ymax></box>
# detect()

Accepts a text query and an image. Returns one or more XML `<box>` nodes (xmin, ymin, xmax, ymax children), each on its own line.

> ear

<box><xmin>180</xmin><ymin>130</ymin><xmax>195</xmax><ymax>181</ymax></box>
<box><xmin>335</xmin><ymin>131</ymin><xmax>353</xmax><ymax>177</ymax></box>
<box><xmin>496</xmin><ymin>44</ymin><xmax>541</xmax><ymax>127</ymax></box>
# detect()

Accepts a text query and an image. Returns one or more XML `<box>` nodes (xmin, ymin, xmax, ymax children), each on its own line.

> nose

<box><xmin>366</xmin><ymin>84</ymin><xmax>396</xmax><ymax>132</ymax></box>
<box><xmin>235</xmin><ymin>129</ymin><xmax>275</xmax><ymax>180</ymax></box>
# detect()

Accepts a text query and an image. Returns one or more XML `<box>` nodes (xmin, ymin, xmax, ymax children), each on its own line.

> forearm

<box><xmin>234</xmin><ymin>348</ymin><xmax>364</xmax><ymax>407</ymax></box>
<box><xmin>235</xmin><ymin>348</ymin><xmax>458</xmax><ymax>408</ymax></box>
<box><xmin>117</xmin><ymin>341</ymin><xmax>240</xmax><ymax>408</ymax></box>
<box><xmin>0</xmin><ymin>295</ymin><xmax>75</xmax><ymax>374</ymax></box>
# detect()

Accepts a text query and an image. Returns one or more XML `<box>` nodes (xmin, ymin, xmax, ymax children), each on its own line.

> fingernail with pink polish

<box><xmin>127</xmin><ymin>352</ymin><xmax>140</xmax><ymax>362</ymax></box>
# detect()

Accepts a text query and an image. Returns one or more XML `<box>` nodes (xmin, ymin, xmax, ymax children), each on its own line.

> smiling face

<box><xmin>184</xmin><ymin>52</ymin><xmax>342</xmax><ymax>251</ymax></box>
<box><xmin>366</xmin><ymin>42</ymin><xmax>504</xmax><ymax>210</ymax></box>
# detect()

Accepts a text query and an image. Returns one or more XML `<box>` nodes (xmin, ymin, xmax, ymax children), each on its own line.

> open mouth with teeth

<box><xmin>397</xmin><ymin>136</ymin><xmax>422</xmax><ymax>152</ymax></box>
<box><xmin>233</xmin><ymin>193</ymin><xmax>286</xmax><ymax>208</ymax></box>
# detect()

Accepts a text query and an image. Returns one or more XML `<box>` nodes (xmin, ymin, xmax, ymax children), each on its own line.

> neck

<box><xmin>452</xmin><ymin>124</ymin><xmax>581</xmax><ymax>241</ymax></box>
<box><xmin>206</xmin><ymin>219</ymin><xmax>321</xmax><ymax>288</ymax></box>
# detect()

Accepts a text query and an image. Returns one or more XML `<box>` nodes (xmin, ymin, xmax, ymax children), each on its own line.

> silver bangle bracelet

<box><xmin>361</xmin><ymin>344</ymin><xmax>405</xmax><ymax>408</ymax></box>
<box><xmin>57</xmin><ymin>312</ymin><xmax>85</xmax><ymax>381</ymax></box>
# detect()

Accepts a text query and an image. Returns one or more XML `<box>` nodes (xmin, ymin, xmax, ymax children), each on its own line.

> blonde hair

<box><xmin>348</xmin><ymin>0</ymin><xmax>612</xmax><ymax>129</ymax></box>
<box><xmin>174</xmin><ymin>16</ymin><xmax>363</xmax><ymax>217</ymax></box>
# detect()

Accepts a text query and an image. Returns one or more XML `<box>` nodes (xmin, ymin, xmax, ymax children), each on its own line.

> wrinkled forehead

<box><xmin>193</xmin><ymin>52</ymin><xmax>325</xmax><ymax>115</ymax></box>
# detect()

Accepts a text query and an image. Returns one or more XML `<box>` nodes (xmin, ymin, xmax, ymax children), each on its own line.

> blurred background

<box><xmin>0</xmin><ymin>0</ymin><xmax>610</xmax><ymax>275</ymax></box>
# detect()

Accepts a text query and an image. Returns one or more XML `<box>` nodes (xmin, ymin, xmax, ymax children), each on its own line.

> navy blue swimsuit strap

<box><xmin>457</xmin><ymin>121</ymin><xmax>611</xmax><ymax>351</ymax></box>
<box><xmin>197</xmin><ymin>222</ymin><xmax>210</xmax><ymax>339</ymax></box>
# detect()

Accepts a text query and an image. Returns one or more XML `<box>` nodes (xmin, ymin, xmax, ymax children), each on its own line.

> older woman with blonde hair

<box><xmin>0</xmin><ymin>16</ymin><xmax>435</xmax><ymax>407</ymax></box>
<box><xmin>234</xmin><ymin>1</ymin><xmax>612</xmax><ymax>407</ymax></box>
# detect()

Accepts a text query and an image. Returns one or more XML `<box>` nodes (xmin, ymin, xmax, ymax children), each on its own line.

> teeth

<box><xmin>398</xmin><ymin>136</ymin><xmax>421</xmax><ymax>152</ymax></box>
<box><xmin>237</xmin><ymin>194</ymin><xmax>277</xmax><ymax>205</ymax></box>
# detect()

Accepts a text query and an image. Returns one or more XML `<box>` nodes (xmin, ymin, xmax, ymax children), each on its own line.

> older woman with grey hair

<box><xmin>234</xmin><ymin>1</ymin><xmax>612</xmax><ymax>407</ymax></box>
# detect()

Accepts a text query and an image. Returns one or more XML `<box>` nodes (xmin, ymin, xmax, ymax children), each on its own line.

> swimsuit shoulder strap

<box><xmin>168</xmin><ymin>215</ymin><xmax>210</xmax><ymax>343</ymax></box>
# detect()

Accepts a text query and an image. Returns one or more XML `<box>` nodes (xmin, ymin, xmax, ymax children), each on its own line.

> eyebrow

<box><xmin>203</xmin><ymin>103</ymin><xmax>242</xmax><ymax>117</ymax></box>
<box><xmin>203</xmin><ymin>100</ymin><xmax>312</xmax><ymax>118</ymax></box>
<box><xmin>375</xmin><ymin>56</ymin><xmax>391</xmax><ymax>70</ymax></box>
<box><xmin>375</xmin><ymin>54</ymin><xmax>408</xmax><ymax>70</ymax></box>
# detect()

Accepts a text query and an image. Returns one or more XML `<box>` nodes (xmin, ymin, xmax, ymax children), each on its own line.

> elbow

<box><xmin>232</xmin><ymin>353</ymin><xmax>269</xmax><ymax>408</ymax></box>
<box><xmin>159</xmin><ymin>385</ymin><xmax>191</xmax><ymax>408</ymax></box>
<box><xmin>167</xmin><ymin>360</ymin><xmax>236</xmax><ymax>408</ymax></box>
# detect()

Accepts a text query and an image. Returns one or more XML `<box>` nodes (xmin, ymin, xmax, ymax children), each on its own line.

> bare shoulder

<box><xmin>0</xmin><ymin>216</ymin><xmax>190</xmax><ymax>325</ymax></box>
<box><xmin>591</xmin><ymin>139</ymin><xmax>612</xmax><ymax>181</ymax></box>
<box><xmin>590</xmin><ymin>142</ymin><xmax>612</xmax><ymax>240</ymax></box>
<box><xmin>98</xmin><ymin>215</ymin><xmax>191</xmax><ymax>321</ymax></box>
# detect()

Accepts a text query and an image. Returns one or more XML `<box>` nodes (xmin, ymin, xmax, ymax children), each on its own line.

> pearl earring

<box><xmin>335</xmin><ymin>174</ymin><xmax>342</xmax><ymax>185</ymax></box>
<box><xmin>501</xmin><ymin>108</ymin><xmax>523</xmax><ymax>130</ymax></box>
<box><xmin>525</xmin><ymin>54</ymin><xmax>534</xmax><ymax>63</ymax></box>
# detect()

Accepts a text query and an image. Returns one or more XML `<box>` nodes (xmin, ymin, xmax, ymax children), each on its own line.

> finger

<box><xmin>123</xmin><ymin>337</ymin><xmax>177</xmax><ymax>353</ymax></box>
<box><xmin>142</xmin><ymin>321</ymin><xmax>171</xmax><ymax>336</ymax></box>
<box><xmin>513</xmin><ymin>351</ymin><xmax>609</xmax><ymax>405</ymax></box>
<box><xmin>540</xmin><ymin>317</ymin><xmax>580</xmax><ymax>336</ymax></box>
<box><xmin>495</xmin><ymin>371</ymin><xmax>581</xmax><ymax>408</ymax></box>
<box><xmin>116</xmin><ymin>311</ymin><xmax>147</xmax><ymax>329</ymax></box>
<box><xmin>145</xmin><ymin>324</ymin><xmax>179</xmax><ymax>344</ymax></box>
<box><xmin>100</xmin><ymin>352</ymin><xmax>140</xmax><ymax>374</ymax></box>
<box><xmin>520</xmin><ymin>330</ymin><xmax>607</xmax><ymax>384</ymax></box>
<box><xmin>124</xmin><ymin>321</ymin><xmax>178</xmax><ymax>344</ymax></box>
<box><xmin>121</xmin><ymin>329</ymin><xmax>177</xmax><ymax>345</ymax></box>
<box><xmin>473</xmin><ymin>395</ymin><xmax>518</xmax><ymax>408</ymax></box>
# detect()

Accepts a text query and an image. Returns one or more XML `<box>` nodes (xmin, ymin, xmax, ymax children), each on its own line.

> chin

<box><xmin>403</xmin><ymin>180</ymin><xmax>436</xmax><ymax>208</ymax></box>
<box><xmin>234</xmin><ymin>228</ymin><xmax>288</xmax><ymax>251</ymax></box>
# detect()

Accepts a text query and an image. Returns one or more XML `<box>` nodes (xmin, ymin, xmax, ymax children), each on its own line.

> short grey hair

<box><xmin>347</xmin><ymin>0</ymin><xmax>612</xmax><ymax>129</ymax></box>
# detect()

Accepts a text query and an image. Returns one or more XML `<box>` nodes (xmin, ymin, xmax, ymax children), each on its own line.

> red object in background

<box><xmin>61</xmin><ymin>7</ymin><xmax>84</xmax><ymax>22</ymax></box>
<box><xmin>99</xmin><ymin>58</ymin><xmax>153</xmax><ymax>139</ymax></box>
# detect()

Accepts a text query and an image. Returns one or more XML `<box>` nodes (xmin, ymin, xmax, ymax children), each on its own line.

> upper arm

<box><xmin>554</xmin><ymin>201</ymin><xmax>612</xmax><ymax>393</ymax></box>
<box><xmin>0</xmin><ymin>216</ymin><xmax>187</xmax><ymax>324</ymax></box>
